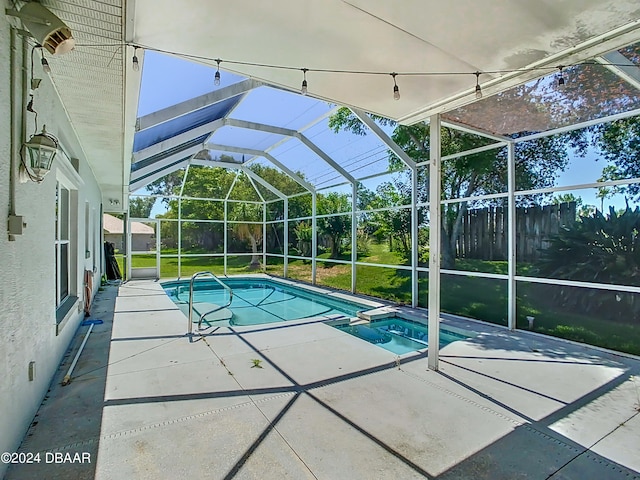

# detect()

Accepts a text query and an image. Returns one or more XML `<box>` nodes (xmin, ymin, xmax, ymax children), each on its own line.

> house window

<box><xmin>55</xmin><ymin>182</ymin><xmax>70</xmax><ymax>306</ymax></box>
<box><xmin>85</xmin><ymin>201</ymin><xmax>90</xmax><ymax>260</ymax></box>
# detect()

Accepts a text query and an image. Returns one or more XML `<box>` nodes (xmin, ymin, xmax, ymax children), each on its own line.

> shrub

<box><xmin>536</xmin><ymin>206</ymin><xmax>640</xmax><ymax>320</ymax></box>
<box><xmin>356</xmin><ymin>229</ymin><xmax>372</xmax><ymax>257</ymax></box>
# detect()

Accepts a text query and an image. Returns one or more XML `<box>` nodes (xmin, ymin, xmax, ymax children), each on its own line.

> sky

<box><xmin>137</xmin><ymin>50</ymin><xmax>394</xmax><ymax>216</ymax></box>
<box><xmin>137</xmin><ymin>51</ymin><xmax>244</xmax><ymax>116</ymax></box>
<box><xmin>136</xmin><ymin>50</ymin><xmax>631</xmax><ymax>218</ymax></box>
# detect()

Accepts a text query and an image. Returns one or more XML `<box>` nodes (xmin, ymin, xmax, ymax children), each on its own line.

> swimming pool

<box><xmin>335</xmin><ymin>318</ymin><xmax>470</xmax><ymax>355</ymax></box>
<box><xmin>162</xmin><ymin>278</ymin><xmax>368</xmax><ymax>327</ymax></box>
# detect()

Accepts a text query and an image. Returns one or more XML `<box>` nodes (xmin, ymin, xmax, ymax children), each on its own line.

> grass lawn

<box><xmin>115</xmin><ymin>244</ymin><xmax>640</xmax><ymax>355</ymax></box>
<box><xmin>119</xmin><ymin>254</ymin><xmax>272</xmax><ymax>278</ymax></box>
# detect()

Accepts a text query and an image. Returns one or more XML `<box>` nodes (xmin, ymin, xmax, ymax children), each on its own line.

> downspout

<box><xmin>8</xmin><ymin>28</ymin><xmax>16</xmax><ymax>238</ymax></box>
<box><xmin>100</xmin><ymin>204</ymin><xmax>104</xmax><ymax>277</ymax></box>
<box><xmin>8</xmin><ymin>27</ymin><xmax>25</xmax><ymax>241</ymax></box>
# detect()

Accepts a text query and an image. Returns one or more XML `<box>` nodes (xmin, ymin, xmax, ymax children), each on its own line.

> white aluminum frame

<box><xmin>129</xmin><ymin>61</ymin><xmax>640</xmax><ymax>365</ymax></box>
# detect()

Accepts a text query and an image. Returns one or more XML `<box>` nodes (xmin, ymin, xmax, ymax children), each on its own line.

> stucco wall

<box><xmin>0</xmin><ymin>6</ymin><xmax>104</xmax><ymax>475</ymax></box>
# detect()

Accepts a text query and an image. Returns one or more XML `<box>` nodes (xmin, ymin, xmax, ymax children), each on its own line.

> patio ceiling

<box><xmin>17</xmin><ymin>0</ymin><xmax>137</xmax><ymax>210</ymax></box>
<box><xmin>16</xmin><ymin>1</ymin><xmax>640</xmax><ymax>208</ymax></box>
<box><xmin>130</xmin><ymin>41</ymin><xmax>640</xmax><ymax>195</ymax></box>
<box><xmin>132</xmin><ymin>0</ymin><xmax>640</xmax><ymax>124</ymax></box>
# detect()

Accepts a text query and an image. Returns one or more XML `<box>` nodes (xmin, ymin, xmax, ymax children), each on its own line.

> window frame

<box><xmin>53</xmin><ymin>148</ymin><xmax>84</xmax><ymax>332</ymax></box>
<box><xmin>55</xmin><ymin>181</ymin><xmax>71</xmax><ymax>307</ymax></box>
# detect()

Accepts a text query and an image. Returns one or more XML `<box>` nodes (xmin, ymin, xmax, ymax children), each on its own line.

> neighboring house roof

<box><xmin>103</xmin><ymin>214</ymin><xmax>154</xmax><ymax>235</ymax></box>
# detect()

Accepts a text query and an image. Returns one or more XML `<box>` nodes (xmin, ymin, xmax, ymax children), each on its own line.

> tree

<box><xmin>594</xmin><ymin>155</ymin><xmax>632</xmax><ymax>212</ymax></box>
<box><xmin>146</xmin><ymin>170</ymin><xmax>184</xmax><ymax>200</ymax></box>
<box><xmin>139</xmin><ymin>160</ymin><xmax>317</xmax><ymax>268</ymax></box>
<box><xmin>444</xmin><ymin>64</ymin><xmax>640</xmax><ymax>141</ymax></box>
<box><xmin>169</xmin><ymin>166</ymin><xmax>234</xmax><ymax>251</ymax></box>
<box><xmin>552</xmin><ymin>193</ymin><xmax>582</xmax><ymax>205</ymax></box>
<box><xmin>317</xmin><ymin>192</ymin><xmax>351</xmax><ymax>258</ymax></box>
<box><xmin>591</xmin><ymin>118</ymin><xmax>640</xmax><ymax>201</ymax></box>
<box><xmin>148</xmin><ymin>165</ymin><xmax>236</xmax><ymax>251</ymax></box>
<box><xmin>553</xmin><ymin>194</ymin><xmax>597</xmax><ymax>218</ymax></box>
<box><xmin>362</xmin><ymin>179</ymin><xmax>413</xmax><ymax>255</ymax></box>
<box><xmin>229</xmin><ymin>198</ymin><xmax>264</xmax><ymax>270</ymax></box>
<box><xmin>293</xmin><ymin>221</ymin><xmax>313</xmax><ymax>257</ymax></box>
<box><xmin>129</xmin><ymin>196</ymin><xmax>155</xmax><ymax>218</ymax></box>
<box><xmin>329</xmin><ymin>108</ymin><xmax>574</xmax><ymax>268</ymax></box>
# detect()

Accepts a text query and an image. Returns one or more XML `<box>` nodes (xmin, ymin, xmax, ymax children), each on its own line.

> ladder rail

<box><xmin>188</xmin><ymin>271</ymin><xmax>233</xmax><ymax>335</ymax></box>
<box><xmin>197</xmin><ymin>292</ymin><xmax>234</xmax><ymax>330</ymax></box>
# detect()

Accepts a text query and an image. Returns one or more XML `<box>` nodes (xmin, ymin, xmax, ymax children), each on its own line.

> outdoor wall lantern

<box><xmin>21</xmin><ymin>125</ymin><xmax>58</xmax><ymax>183</ymax></box>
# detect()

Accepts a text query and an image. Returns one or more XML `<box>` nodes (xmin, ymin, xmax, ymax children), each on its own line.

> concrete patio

<box><xmin>6</xmin><ymin>280</ymin><xmax>640</xmax><ymax>480</ymax></box>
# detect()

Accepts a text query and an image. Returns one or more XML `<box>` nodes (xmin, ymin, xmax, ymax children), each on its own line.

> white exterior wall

<box><xmin>0</xmin><ymin>6</ymin><xmax>104</xmax><ymax>475</ymax></box>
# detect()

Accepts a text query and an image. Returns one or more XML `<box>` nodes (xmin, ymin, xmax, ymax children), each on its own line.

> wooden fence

<box><xmin>457</xmin><ymin>202</ymin><xmax>577</xmax><ymax>262</ymax></box>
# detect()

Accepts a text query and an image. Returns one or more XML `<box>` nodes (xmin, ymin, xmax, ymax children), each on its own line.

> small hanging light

<box><xmin>40</xmin><ymin>54</ymin><xmax>51</xmax><ymax>74</ymax></box>
<box><xmin>391</xmin><ymin>73</ymin><xmax>400</xmax><ymax>100</ymax></box>
<box><xmin>301</xmin><ymin>68</ymin><xmax>308</xmax><ymax>95</ymax></box>
<box><xmin>214</xmin><ymin>59</ymin><xmax>221</xmax><ymax>86</ymax></box>
<box><xmin>557</xmin><ymin>65</ymin><xmax>565</xmax><ymax>86</ymax></box>
<box><xmin>132</xmin><ymin>47</ymin><xmax>140</xmax><ymax>72</ymax></box>
<box><xmin>474</xmin><ymin>72</ymin><xmax>482</xmax><ymax>99</ymax></box>
<box><xmin>21</xmin><ymin>125</ymin><xmax>58</xmax><ymax>182</ymax></box>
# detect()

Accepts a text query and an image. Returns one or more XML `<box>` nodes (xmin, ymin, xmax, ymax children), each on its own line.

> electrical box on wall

<box><xmin>8</xmin><ymin>215</ymin><xmax>26</xmax><ymax>235</ymax></box>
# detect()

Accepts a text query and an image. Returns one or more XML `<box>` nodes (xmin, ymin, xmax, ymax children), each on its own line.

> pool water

<box><xmin>162</xmin><ymin>278</ymin><xmax>365</xmax><ymax>326</ymax></box>
<box><xmin>335</xmin><ymin>318</ymin><xmax>470</xmax><ymax>355</ymax></box>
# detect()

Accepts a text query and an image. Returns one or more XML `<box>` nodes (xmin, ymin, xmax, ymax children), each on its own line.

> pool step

<box><xmin>177</xmin><ymin>302</ymin><xmax>233</xmax><ymax>322</ymax></box>
<box><xmin>357</xmin><ymin>306</ymin><xmax>399</xmax><ymax>322</ymax></box>
<box><xmin>349</xmin><ymin>317</ymin><xmax>369</xmax><ymax>326</ymax></box>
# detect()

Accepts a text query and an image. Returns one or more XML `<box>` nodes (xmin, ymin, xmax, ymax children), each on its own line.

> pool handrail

<box><xmin>197</xmin><ymin>295</ymin><xmax>234</xmax><ymax>331</ymax></box>
<box><xmin>188</xmin><ymin>271</ymin><xmax>233</xmax><ymax>335</ymax></box>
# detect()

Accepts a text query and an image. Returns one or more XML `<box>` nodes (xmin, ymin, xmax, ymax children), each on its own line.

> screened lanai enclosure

<box><xmin>126</xmin><ymin>42</ymin><xmax>640</xmax><ymax>360</ymax></box>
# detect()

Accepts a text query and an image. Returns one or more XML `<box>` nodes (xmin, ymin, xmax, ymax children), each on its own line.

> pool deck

<box><xmin>6</xmin><ymin>279</ymin><xmax>640</xmax><ymax>480</ymax></box>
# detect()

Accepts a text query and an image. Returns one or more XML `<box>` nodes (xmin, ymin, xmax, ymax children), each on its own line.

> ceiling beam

<box><xmin>261</xmin><ymin>152</ymin><xmax>315</xmax><ymax>193</ymax></box>
<box><xmin>596</xmin><ymin>51</ymin><xmax>640</xmax><ymax>92</ymax></box>
<box><xmin>220</xmin><ymin>115</ymin><xmax>354</xmax><ymax>184</ymax></box>
<box><xmin>136</xmin><ymin>79</ymin><xmax>261</xmax><ymax>131</ymax></box>
<box><xmin>204</xmin><ymin>142</ymin><xmax>314</xmax><ymax>192</ymax></box>
<box><xmin>512</xmin><ymin>106</ymin><xmax>640</xmax><ymax>144</ymax></box>
<box><xmin>441</xmin><ymin>119</ymin><xmax>513</xmax><ymax>143</ymax></box>
<box><xmin>224</xmin><ymin>118</ymin><xmax>298</xmax><ymax>137</ymax></box>
<box><xmin>245</xmin><ymin>173</ymin><xmax>265</xmax><ymax>202</ymax></box>
<box><xmin>224</xmin><ymin>171</ymin><xmax>241</xmax><ymax>201</ymax></box>
<box><xmin>296</xmin><ymin>133</ymin><xmax>356</xmax><ymax>184</ymax></box>
<box><xmin>129</xmin><ymin>160</ymin><xmax>189</xmax><ymax>192</ymax></box>
<box><xmin>131</xmin><ymin>144</ymin><xmax>203</xmax><ymax>182</ymax></box>
<box><xmin>133</xmin><ymin>118</ymin><xmax>225</xmax><ymax>161</ymax></box>
<box><xmin>241</xmin><ymin>167</ymin><xmax>286</xmax><ymax>199</ymax></box>
<box><xmin>205</xmin><ymin>143</ymin><xmax>264</xmax><ymax>157</ymax></box>
<box><xmin>188</xmin><ymin>159</ymin><xmax>287</xmax><ymax>199</ymax></box>
<box><xmin>350</xmin><ymin>108</ymin><xmax>415</xmax><ymax>169</ymax></box>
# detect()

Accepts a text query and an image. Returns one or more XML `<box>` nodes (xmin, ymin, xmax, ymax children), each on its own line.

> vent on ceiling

<box><xmin>18</xmin><ymin>2</ymin><xmax>75</xmax><ymax>55</ymax></box>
